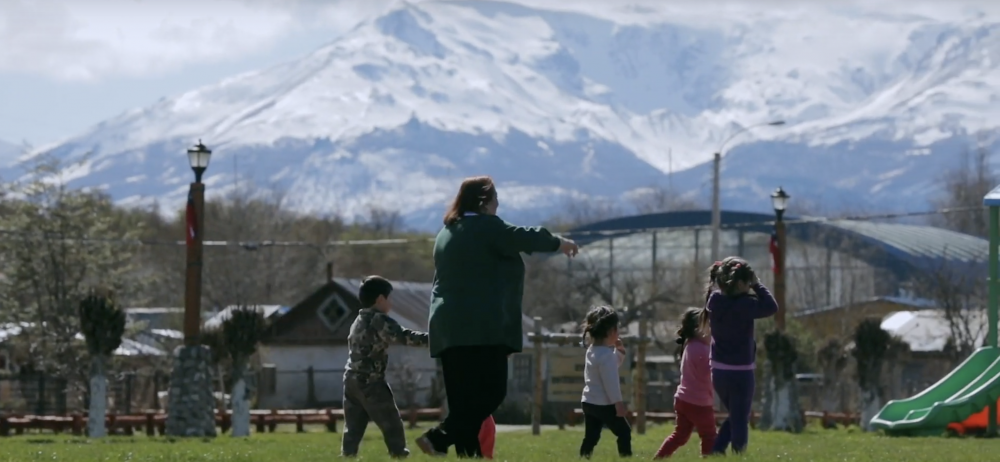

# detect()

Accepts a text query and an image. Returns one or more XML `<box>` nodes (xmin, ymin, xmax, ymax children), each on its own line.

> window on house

<box><xmin>317</xmin><ymin>293</ymin><xmax>350</xmax><ymax>331</ymax></box>
<box><xmin>512</xmin><ymin>354</ymin><xmax>533</xmax><ymax>393</ymax></box>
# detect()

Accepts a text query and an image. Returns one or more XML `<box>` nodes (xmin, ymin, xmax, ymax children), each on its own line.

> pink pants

<box><xmin>479</xmin><ymin>415</ymin><xmax>496</xmax><ymax>459</ymax></box>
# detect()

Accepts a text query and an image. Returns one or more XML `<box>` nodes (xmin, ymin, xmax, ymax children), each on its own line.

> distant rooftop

<box><xmin>984</xmin><ymin>185</ymin><xmax>1000</xmax><ymax>207</ymax></box>
<box><xmin>881</xmin><ymin>310</ymin><xmax>986</xmax><ymax>352</ymax></box>
<box><xmin>203</xmin><ymin>305</ymin><xmax>289</xmax><ymax>330</ymax></box>
<box><xmin>794</xmin><ymin>295</ymin><xmax>938</xmax><ymax>318</ymax></box>
<box><xmin>567</xmin><ymin>210</ymin><xmax>987</xmax><ymax>279</ymax></box>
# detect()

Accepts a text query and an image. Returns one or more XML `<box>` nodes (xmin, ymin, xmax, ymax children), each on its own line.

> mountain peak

<box><xmin>374</xmin><ymin>2</ymin><xmax>447</xmax><ymax>58</ymax></box>
<box><xmin>9</xmin><ymin>1</ymin><xmax>1000</xmax><ymax>229</ymax></box>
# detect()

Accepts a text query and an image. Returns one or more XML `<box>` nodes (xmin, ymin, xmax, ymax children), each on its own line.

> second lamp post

<box><xmin>771</xmin><ymin>186</ymin><xmax>790</xmax><ymax>331</ymax></box>
<box><xmin>184</xmin><ymin>140</ymin><xmax>211</xmax><ymax>345</ymax></box>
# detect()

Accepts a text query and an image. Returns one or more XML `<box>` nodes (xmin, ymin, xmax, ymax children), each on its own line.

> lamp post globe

<box><xmin>187</xmin><ymin>140</ymin><xmax>212</xmax><ymax>183</ymax></box>
<box><xmin>771</xmin><ymin>186</ymin><xmax>790</xmax><ymax>220</ymax></box>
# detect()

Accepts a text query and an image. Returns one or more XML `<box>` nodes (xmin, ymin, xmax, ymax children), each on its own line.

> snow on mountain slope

<box><xmin>8</xmin><ymin>0</ymin><xmax>1000</xmax><ymax>229</ymax></box>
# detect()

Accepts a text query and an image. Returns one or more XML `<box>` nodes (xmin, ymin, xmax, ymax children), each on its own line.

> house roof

<box><xmin>565</xmin><ymin>210</ymin><xmax>987</xmax><ymax>279</ymax></box>
<box><xmin>125</xmin><ymin>307</ymin><xmax>183</xmax><ymax>315</ymax></box>
<box><xmin>265</xmin><ymin>277</ymin><xmax>552</xmax><ymax>345</ymax></box>
<box><xmin>333</xmin><ymin>278</ymin><xmax>432</xmax><ymax>332</ymax></box>
<box><xmin>984</xmin><ymin>185</ymin><xmax>1000</xmax><ymax>207</ymax></box>
<box><xmin>125</xmin><ymin>307</ymin><xmax>183</xmax><ymax>331</ymax></box>
<box><xmin>794</xmin><ymin>295</ymin><xmax>938</xmax><ymax>318</ymax></box>
<box><xmin>203</xmin><ymin>305</ymin><xmax>289</xmax><ymax>330</ymax></box>
<box><xmin>1</xmin><ymin>323</ymin><xmax>165</xmax><ymax>357</ymax></box>
<box><xmin>880</xmin><ymin>310</ymin><xmax>987</xmax><ymax>352</ymax></box>
<box><xmin>332</xmin><ymin>278</ymin><xmax>547</xmax><ymax>343</ymax></box>
<box><xmin>115</xmin><ymin>338</ymin><xmax>167</xmax><ymax>356</ymax></box>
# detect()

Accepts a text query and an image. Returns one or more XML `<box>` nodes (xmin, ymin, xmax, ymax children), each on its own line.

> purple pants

<box><xmin>711</xmin><ymin>368</ymin><xmax>755</xmax><ymax>454</ymax></box>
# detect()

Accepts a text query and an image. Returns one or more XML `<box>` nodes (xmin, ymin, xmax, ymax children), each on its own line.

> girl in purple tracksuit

<box><xmin>705</xmin><ymin>257</ymin><xmax>778</xmax><ymax>455</ymax></box>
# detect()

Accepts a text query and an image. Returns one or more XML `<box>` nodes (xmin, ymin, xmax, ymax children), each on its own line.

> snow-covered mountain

<box><xmin>8</xmin><ymin>1</ymin><xmax>1000</xmax><ymax>229</ymax></box>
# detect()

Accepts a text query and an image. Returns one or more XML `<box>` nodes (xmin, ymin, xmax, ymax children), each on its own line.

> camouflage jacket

<box><xmin>344</xmin><ymin>308</ymin><xmax>429</xmax><ymax>383</ymax></box>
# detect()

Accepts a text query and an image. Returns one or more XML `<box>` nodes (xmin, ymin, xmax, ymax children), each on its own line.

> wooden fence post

<box><xmin>124</xmin><ymin>373</ymin><xmax>134</xmax><ymax>415</ymax></box>
<box><xmin>36</xmin><ymin>375</ymin><xmax>46</xmax><ymax>415</ymax></box>
<box><xmin>636</xmin><ymin>310</ymin><xmax>648</xmax><ymax>435</ymax></box>
<box><xmin>306</xmin><ymin>367</ymin><xmax>317</xmax><ymax>408</ymax></box>
<box><xmin>532</xmin><ymin>317</ymin><xmax>543</xmax><ymax>436</ymax></box>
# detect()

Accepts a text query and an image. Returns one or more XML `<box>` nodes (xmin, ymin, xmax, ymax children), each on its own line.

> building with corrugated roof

<box><xmin>559</xmin><ymin>210</ymin><xmax>986</xmax><ymax>316</ymax></box>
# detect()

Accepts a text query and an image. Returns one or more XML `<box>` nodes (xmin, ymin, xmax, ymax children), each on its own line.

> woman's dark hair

<box><xmin>704</xmin><ymin>256</ymin><xmax>757</xmax><ymax>301</ymax></box>
<box><xmin>675</xmin><ymin>307</ymin><xmax>706</xmax><ymax>346</ymax></box>
<box><xmin>582</xmin><ymin>305</ymin><xmax>620</xmax><ymax>343</ymax></box>
<box><xmin>443</xmin><ymin>176</ymin><xmax>497</xmax><ymax>226</ymax></box>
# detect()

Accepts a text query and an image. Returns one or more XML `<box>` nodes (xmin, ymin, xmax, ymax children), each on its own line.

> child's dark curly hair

<box><xmin>675</xmin><ymin>307</ymin><xmax>707</xmax><ymax>346</ymax></box>
<box><xmin>704</xmin><ymin>256</ymin><xmax>757</xmax><ymax>301</ymax></box>
<box><xmin>582</xmin><ymin>305</ymin><xmax>620</xmax><ymax>343</ymax></box>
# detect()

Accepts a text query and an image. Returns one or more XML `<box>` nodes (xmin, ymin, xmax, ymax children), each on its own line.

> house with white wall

<box><xmin>254</xmin><ymin>277</ymin><xmax>546</xmax><ymax>409</ymax></box>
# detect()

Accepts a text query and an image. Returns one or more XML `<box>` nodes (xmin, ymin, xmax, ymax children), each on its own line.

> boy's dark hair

<box><xmin>704</xmin><ymin>256</ymin><xmax>757</xmax><ymax>301</ymax></box>
<box><xmin>443</xmin><ymin>176</ymin><xmax>496</xmax><ymax>226</ymax></box>
<box><xmin>582</xmin><ymin>305</ymin><xmax>620</xmax><ymax>342</ymax></box>
<box><xmin>359</xmin><ymin>275</ymin><xmax>393</xmax><ymax>308</ymax></box>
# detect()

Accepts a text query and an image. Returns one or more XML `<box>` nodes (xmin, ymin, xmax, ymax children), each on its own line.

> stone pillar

<box><xmin>165</xmin><ymin>345</ymin><xmax>217</xmax><ymax>437</ymax></box>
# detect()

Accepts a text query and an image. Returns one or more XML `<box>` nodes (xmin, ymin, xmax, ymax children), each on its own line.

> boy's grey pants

<box><xmin>342</xmin><ymin>374</ymin><xmax>408</xmax><ymax>457</ymax></box>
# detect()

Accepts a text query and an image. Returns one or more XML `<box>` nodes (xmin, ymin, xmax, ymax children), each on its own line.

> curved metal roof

<box><xmin>565</xmin><ymin>210</ymin><xmax>986</xmax><ymax>279</ymax></box>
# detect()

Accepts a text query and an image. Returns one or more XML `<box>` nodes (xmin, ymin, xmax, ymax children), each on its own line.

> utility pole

<box><xmin>710</xmin><ymin>152</ymin><xmax>721</xmax><ymax>262</ymax></box>
<box><xmin>709</xmin><ymin>120</ymin><xmax>785</xmax><ymax>263</ymax></box>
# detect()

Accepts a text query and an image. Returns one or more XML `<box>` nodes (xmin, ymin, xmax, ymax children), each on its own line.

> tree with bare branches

<box><xmin>930</xmin><ymin>132</ymin><xmax>997</xmax><ymax>238</ymax></box>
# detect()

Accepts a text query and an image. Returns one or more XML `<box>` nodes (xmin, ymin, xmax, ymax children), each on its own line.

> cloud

<box><xmin>0</xmin><ymin>0</ymin><xmax>396</xmax><ymax>81</ymax></box>
<box><xmin>1</xmin><ymin>0</ymin><xmax>996</xmax><ymax>82</ymax></box>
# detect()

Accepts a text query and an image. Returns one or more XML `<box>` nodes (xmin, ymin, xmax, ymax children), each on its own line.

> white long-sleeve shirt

<box><xmin>580</xmin><ymin>345</ymin><xmax>626</xmax><ymax>405</ymax></box>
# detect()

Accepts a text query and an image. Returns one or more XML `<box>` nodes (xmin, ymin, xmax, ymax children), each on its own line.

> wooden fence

<box><xmin>0</xmin><ymin>407</ymin><xmax>444</xmax><ymax>437</ymax></box>
<box><xmin>527</xmin><ymin>312</ymin><xmax>652</xmax><ymax>436</ymax></box>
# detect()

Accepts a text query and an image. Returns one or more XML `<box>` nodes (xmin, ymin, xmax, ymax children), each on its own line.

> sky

<box><xmin>1</xmin><ymin>0</ymin><xmax>996</xmax><ymax>148</ymax></box>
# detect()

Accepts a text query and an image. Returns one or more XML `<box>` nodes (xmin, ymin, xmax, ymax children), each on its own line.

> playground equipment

<box><xmin>869</xmin><ymin>186</ymin><xmax>1000</xmax><ymax>436</ymax></box>
<box><xmin>948</xmin><ymin>397</ymin><xmax>1000</xmax><ymax>436</ymax></box>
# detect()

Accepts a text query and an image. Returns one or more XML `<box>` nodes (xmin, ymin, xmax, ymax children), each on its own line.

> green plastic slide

<box><xmin>870</xmin><ymin>347</ymin><xmax>1000</xmax><ymax>436</ymax></box>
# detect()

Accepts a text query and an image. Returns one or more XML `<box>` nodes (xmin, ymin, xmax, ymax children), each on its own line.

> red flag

<box><xmin>186</xmin><ymin>190</ymin><xmax>197</xmax><ymax>247</ymax></box>
<box><xmin>769</xmin><ymin>229</ymin><xmax>780</xmax><ymax>274</ymax></box>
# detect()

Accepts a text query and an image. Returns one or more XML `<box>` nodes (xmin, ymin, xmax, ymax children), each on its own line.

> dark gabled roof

<box><xmin>566</xmin><ymin>210</ymin><xmax>986</xmax><ymax>280</ymax></box>
<box><xmin>263</xmin><ymin>277</ymin><xmax>546</xmax><ymax>345</ymax></box>
<box><xmin>333</xmin><ymin>278</ymin><xmax>431</xmax><ymax>331</ymax></box>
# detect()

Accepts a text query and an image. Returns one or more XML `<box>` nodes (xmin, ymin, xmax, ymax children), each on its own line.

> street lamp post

<box><xmin>709</xmin><ymin>120</ymin><xmax>785</xmax><ymax>263</ymax></box>
<box><xmin>183</xmin><ymin>140</ymin><xmax>211</xmax><ymax>345</ymax></box>
<box><xmin>771</xmin><ymin>186</ymin><xmax>790</xmax><ymax>331</ymax></box>
<box><xmin>165</xmin><ymin>140</ymin><xmax>217</xmax><ymax>438</ymax></box>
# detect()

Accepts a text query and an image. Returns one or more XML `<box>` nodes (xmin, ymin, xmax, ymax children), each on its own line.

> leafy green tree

<box><xmin>0</xmin><ymin>154</ymin><xmax>145</xmax><ymax>386</ymax></box>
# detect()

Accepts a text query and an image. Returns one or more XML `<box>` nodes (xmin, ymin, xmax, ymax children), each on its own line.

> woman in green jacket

<box><xmin>417</xmin><ymin>176</ymin><xmax>578</xmax><ymax>458</ymax></box>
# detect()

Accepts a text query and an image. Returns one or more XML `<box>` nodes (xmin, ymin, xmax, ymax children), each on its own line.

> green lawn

<box><xmin>0</xmin><ymin>424</ymin><xmax>995</xmax><ymax>461</ymax></box>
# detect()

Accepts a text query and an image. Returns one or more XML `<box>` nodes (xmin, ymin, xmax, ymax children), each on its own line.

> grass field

<box><xmin>0</xmin><ymin>424</ymin><xmax>996</xmax><ymax>461</ymax></box>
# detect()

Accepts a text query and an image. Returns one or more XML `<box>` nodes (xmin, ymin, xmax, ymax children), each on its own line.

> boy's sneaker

<box><xmin>416</xmin><ymin>434</ymin><xmax>446</xmax><ymax>457</ymax></box>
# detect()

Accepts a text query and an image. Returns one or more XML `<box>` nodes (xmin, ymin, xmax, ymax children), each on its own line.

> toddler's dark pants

<box><xmin>579</xmin><ymin>402</ymin><xmax>632</xmax><ymax>457</ymax></box>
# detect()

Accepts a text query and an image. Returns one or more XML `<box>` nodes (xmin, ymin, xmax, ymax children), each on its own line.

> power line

<box><xmin>0</xmin><ymin>205</ymin><xmax>982</xmax><ymax>248</ymax></box>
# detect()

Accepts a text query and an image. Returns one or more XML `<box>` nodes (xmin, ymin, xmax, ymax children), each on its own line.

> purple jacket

<box><xmin>707</xmin><ymin>284</ymin><xmax>779</xmax><ymax>368</ymax></box>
